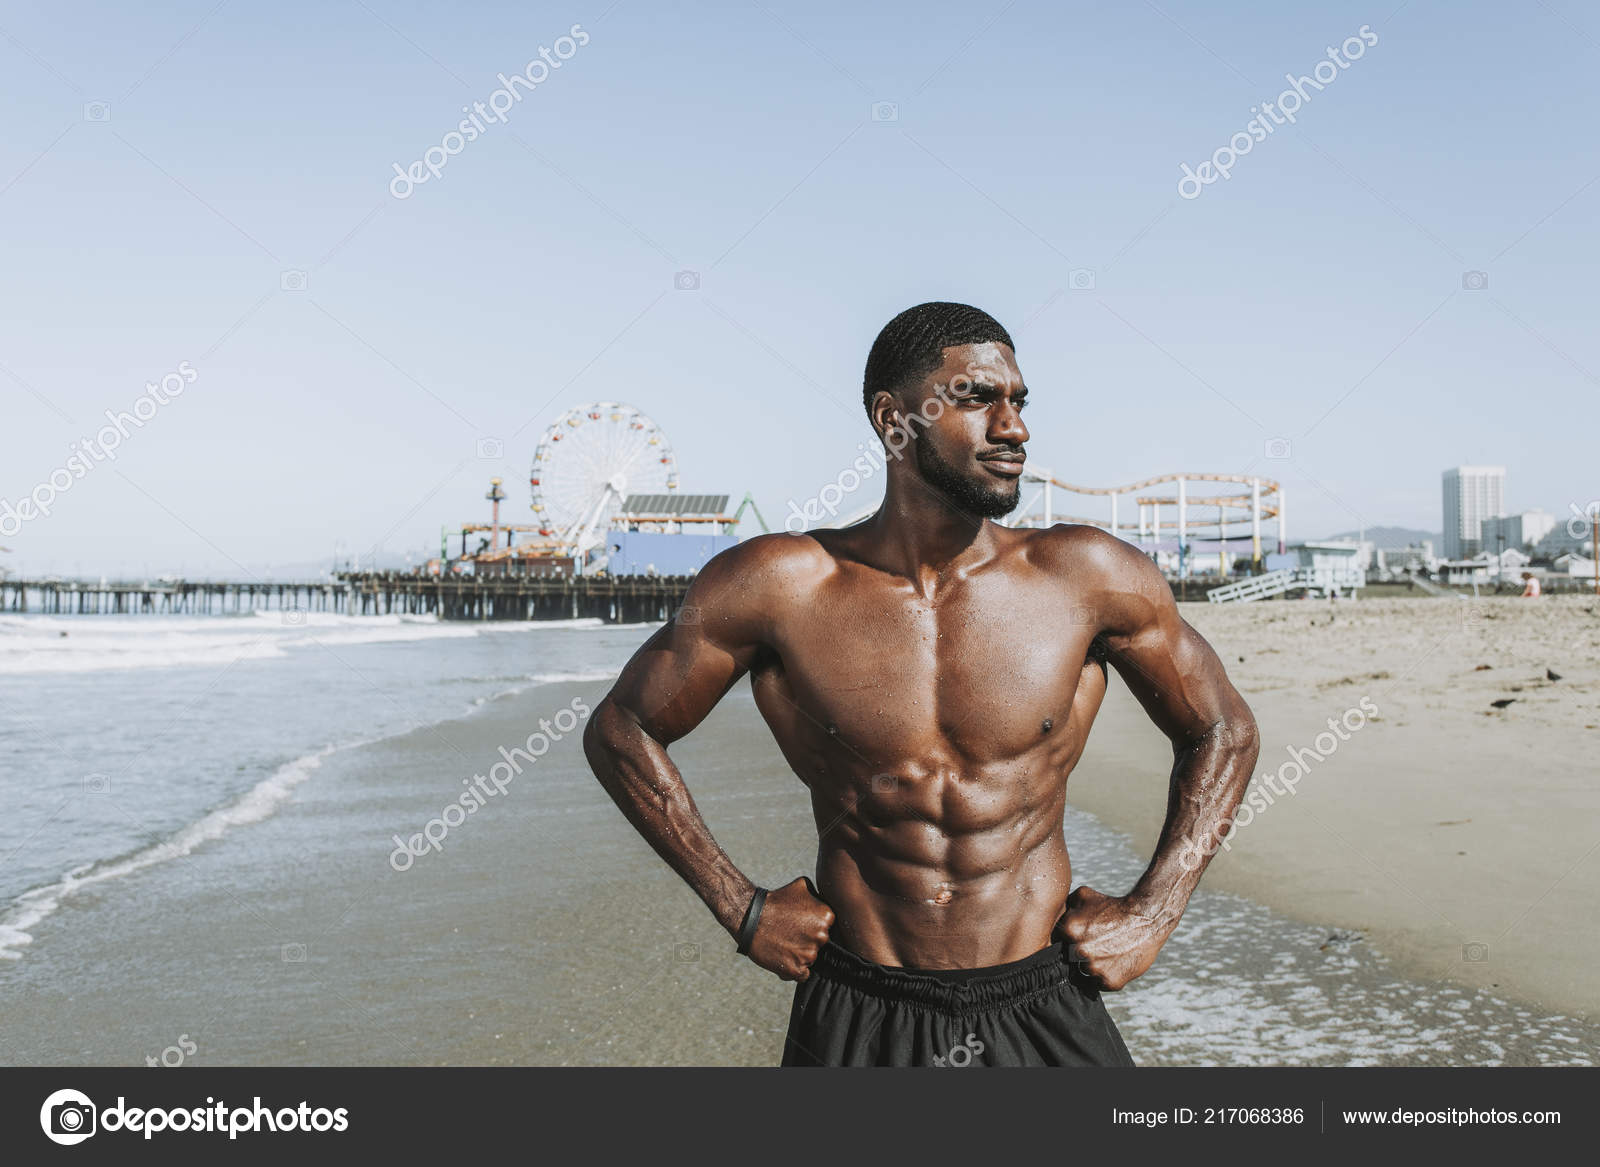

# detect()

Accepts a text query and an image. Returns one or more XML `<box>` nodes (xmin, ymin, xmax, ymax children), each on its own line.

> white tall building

<box><xmin>1442</xmin><ymin>466</ymin><xmax>1505</xmax><ymax>559</ymax></box>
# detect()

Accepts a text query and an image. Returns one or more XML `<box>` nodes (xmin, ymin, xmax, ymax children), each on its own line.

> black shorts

<box><xmin>781</xmin><ymin>940</ymin><xmax>1136</xmax><ymax>1067</ymax></box>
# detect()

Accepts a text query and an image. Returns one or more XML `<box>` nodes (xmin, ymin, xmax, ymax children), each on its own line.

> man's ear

<box><xmin>868</xmin><ymin>389</ymin><xmax>901</xmax><ymax>438</ymax></box>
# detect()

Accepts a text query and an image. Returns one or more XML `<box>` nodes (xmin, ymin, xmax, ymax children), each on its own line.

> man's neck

<box><xmin>860</xmin><ymin>474</ymin><xmax>1004</xmax><ymax>596</ymax></box>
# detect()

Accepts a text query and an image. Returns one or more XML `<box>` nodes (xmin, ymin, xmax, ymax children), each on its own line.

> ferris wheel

<box><xmin>529</xmin><ymin>403</ymin><xmax>679</xmax><ymax>557</ymax></box>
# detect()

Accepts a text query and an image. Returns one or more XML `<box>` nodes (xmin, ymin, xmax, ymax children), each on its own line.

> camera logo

<box><xmin>1462</xmin><ymin>942</ymin><xmax>1490</xmax><ymax>963</ymax></box>
<box><xmin>280</xmin><ymin>270</ymin><xmax>308</xmax><ymax>292</ymax></box>
<box><xmin>673</xmin><ymin>270</ymin><xmax>700</xmax><ymax>291</ymax></box>
<box><xmin>476</xmin><ymin>436</ymin><xmax>504</xmax><ymax>459</ymax></box>
<box><xmin>871</xmin><ymin>101</ymin><xmax>899</xmax><ymax>122</ymax></box>
<box><xmin>1461</xmin><ymin>270</ymin><xmax>1488</xmax><ymax>291</ymax></box>
<box><xmin>41</xmin><ymin>1088</ymin><xmax>97</xmax><ymax>1145</ymax></box>
<box><xmin>83</xmin><ymin>101</ymin><xmax>111</xmax><ymax>122</ymax></box>
<box><xmin>1068</xmin><ymin>268</ymin><xmax>1096</xmax><ymax>291</ymax></box>
<box><xmin>674</xmin><ymin>942</ymin><xmax>700</xmax><ymax>963</ymax></box>
<box><xmin>1264</xmin><ymin>436</ymin><xmax>1292</xmax><ymax>460</ymax></box>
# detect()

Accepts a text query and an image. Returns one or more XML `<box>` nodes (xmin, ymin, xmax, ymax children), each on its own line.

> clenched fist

<box><xmin>1056</xmin><ymin>884</ymin><xmax>1176</xmax><ymax>991</ymax></box>
<box><xmin>744</xmin><ymin>877</ymin><xmax>835</xmax><ymax>982</ymax></box>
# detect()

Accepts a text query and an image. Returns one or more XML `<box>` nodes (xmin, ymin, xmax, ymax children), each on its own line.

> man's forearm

<box><xmin>1128</xmin><ymin>713</ymin><xmax>1259</xmax><ymax>925</ymax></box>
<box><xmin>583</xmin><ymin>700</ymin><xmax>757</xmax><ymax>936</ymax></box>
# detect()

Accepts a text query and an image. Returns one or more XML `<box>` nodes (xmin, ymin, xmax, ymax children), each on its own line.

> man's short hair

<box><xmin>862</xmin><ymin>301</ymin><xmax>1015</xmax><ymax>418</ymax></box>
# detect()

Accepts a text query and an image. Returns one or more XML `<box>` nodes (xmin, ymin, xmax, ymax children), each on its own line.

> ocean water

<box><xmin>0</xmin><ymin>610</ymin><xmax>639</xmax><ymax>961</ymax></box>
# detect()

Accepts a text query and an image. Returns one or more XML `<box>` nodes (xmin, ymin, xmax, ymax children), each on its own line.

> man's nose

<box><xmin>990</xmin><ymin>402</ymin><xmax>1028</xmax><ymax>446</ymax></box>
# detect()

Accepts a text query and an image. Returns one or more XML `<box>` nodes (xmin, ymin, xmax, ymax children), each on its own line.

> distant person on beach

<box><xmin>1521</xmin><ymin>571</ymin><xmax>1541</xmax><ymax>598</ymax></box>
<box><xmin>584</xmin><ymin>302</ymin><xmax>1260</xmax><ymax>1067</ymax></box>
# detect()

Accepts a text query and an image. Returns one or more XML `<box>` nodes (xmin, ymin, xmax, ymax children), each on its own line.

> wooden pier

<box><xmin>0</xmin><ymin>579</ymin><xmax>348</xmax><ymax>616</ymax></box>
<box><xmin>341</xmin><ymin>571</ymin><xmax>696</xmax><ymax>621</ymax></box>
<box><xmin>0</xmin><ymin>572</ymin><xmax>696</xmax><ymax>623</ymax></box>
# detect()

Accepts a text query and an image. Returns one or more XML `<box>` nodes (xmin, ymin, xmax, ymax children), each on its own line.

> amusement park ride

<box><xmin>431</xmin><ymin>400</ymin><xmax>1285</xmax><ymax>581</ymax></box>
<box><xmin>827</xmin><ymin>464</ymin><xmax>1287</xmax><ymax>577</ymax></box>
<box><xmin>1010</xmin><ymin>466</ymin><xmax>1286</xmax><ymax>575</ymax></box>
<box><xmin>431</xmin><ymin>403</ymin><xmax>766</xmax><ymax>576</ymax></box>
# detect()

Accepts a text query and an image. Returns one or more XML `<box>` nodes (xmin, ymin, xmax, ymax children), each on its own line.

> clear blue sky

<box><xmin>2</xmin><ymin>0</ymin><xmax>1595</xmax><ymax>576</ymax></box>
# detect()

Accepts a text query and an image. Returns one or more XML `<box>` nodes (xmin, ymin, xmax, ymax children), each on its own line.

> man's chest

<box><xmin>757</xmin><ymin>568</ymin><xmax>1099</xmax><ymax>759</ymax></box>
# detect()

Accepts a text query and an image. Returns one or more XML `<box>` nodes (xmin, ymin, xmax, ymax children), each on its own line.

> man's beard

<box><xmin>914</xmin><ymin>435</ymin><xmax>1022</xmax><ymax>520</ymax></box>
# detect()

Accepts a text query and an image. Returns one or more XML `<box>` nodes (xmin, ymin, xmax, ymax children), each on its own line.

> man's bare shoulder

<box><xmin>1018</xmin><ymin>523</ymin><xmax>1175</xmax><ymax>637</ymax></box>
<box><xmin>1020</xmin><ymin>523</ymin><xmax>1163</xmax><ymax>586</ymax></box>
<box><xmin>685</xmin><ymin>531</ymin><xmax>838</xmax><ymax>615</ymax></box>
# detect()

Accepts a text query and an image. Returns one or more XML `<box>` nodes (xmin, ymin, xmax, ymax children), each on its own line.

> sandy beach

<box><xmin>2</xmin><ymin>594</ymin><xmax>1597</xmax><ymax>1067</ymax></box>
<box><xmin>1074</xmin><ymin>592</ymin><xmax>1600</xmax><ymax>1019</ymax></box>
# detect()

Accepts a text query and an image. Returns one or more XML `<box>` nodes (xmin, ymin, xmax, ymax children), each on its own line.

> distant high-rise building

<box><xmin>1442</xmin><ymin>466</ymin><xmax>1505</xmax><ymax>559</ymax></box>
<box><xmin>1481</xmin><ymin>509</ymin><xmax>1555</xmax><ymax>553</ymax></box>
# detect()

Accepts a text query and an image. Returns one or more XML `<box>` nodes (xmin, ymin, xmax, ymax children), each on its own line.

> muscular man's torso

<box><xmin>746</xmin><ymin>523</ymin><xmax>1111</xmax><ymax>969</ymax></box>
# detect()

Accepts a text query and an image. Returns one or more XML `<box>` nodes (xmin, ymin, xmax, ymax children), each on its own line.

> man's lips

<box><xmin>978</xmin><ymin>454</ymin><xmax>1025</xmax><ymax>477</ymax></box>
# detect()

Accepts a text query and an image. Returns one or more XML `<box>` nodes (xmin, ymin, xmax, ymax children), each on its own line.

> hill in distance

<box><xmin>1317</xmin><ymin>526</ymin><xmax>1442</xmax><ymax>549</ymax></box>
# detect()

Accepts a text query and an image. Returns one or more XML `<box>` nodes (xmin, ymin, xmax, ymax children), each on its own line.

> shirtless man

<box><xmin>583</xmin><ymin>302</ymin><xmax>1260</xmax><ymax>1066</ymax></box>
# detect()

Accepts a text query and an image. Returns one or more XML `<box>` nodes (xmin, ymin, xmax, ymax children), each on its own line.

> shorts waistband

<box><xmin>810</xmin><ymin>940</ymin><xmax>1072</xmax><ymax>1012</ymax></box>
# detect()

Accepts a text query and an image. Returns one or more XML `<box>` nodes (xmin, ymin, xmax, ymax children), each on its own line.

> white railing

<box><xmin>1207</xmin><ymin>565</ymin><xmax>1364</xmax><ymax>603</ymax></box>
<box><xmin>1206</xmin><ymin>568</ymin><xmax>1303</xmax><ymax>604</ymax></box>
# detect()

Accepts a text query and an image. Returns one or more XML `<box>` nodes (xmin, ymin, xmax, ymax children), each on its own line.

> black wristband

<box><xmin>735</xmin><ymin>887</ymin><xmax>767</xmax><ymax>955</ymax></box>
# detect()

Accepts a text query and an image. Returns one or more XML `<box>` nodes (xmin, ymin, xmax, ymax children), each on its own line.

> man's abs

<box><xmin>815</xmin><ymin>800</ymin><xmax>1075</xmax><ymax>969</ymax></box>
<box><xmin>749</xmin><ymin>653</ymin><xmax>1109</xmax><ymax>969</ymax></box>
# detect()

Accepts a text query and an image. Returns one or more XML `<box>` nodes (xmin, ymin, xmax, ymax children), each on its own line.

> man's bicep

<box><xmin>1106</xmin><ymin>617</ymin><xmax>1237</xmax><ymax>741</ymax></box>
<box><xmin>604</xmin><ymin>548</ymin><xmax>775</xmax><ymax>744</ymax></box>
<box><xmin>607</xmin><ymin>614</ymin><xmax>759</xmax><ymax>744</ymax></box>
<box><xmin>1097</xmin><ymin>550</ymin><xmax>1236</xmax><ymax>741</ymax></box>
